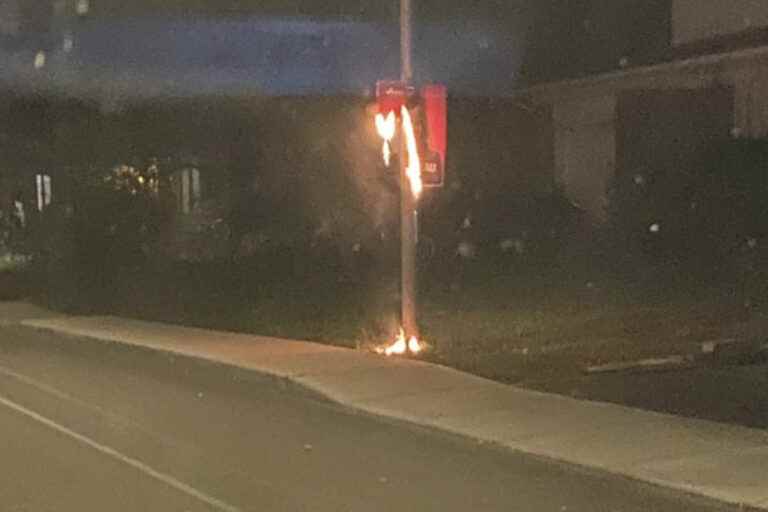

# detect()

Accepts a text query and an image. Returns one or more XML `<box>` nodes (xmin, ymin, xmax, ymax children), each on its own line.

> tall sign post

<box><xmin>399</xmin><ymin>0</ymin><xmax>418</xmax><ymax>341</ymax></box>
<box><xmin>374</xmin><ymin>1</ymin><xmax>446</xmax><ymax>355</ymax></box>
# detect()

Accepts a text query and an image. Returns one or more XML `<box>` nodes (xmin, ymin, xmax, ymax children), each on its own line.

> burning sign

<box><xmin>374</xmin><ymin>111</ymin><xmax>396</xmax><ymax>167</ymax></box>
<box><xmin>374</xmin><ymin>105</ymin><xmax>423</xmax><ymax>199</ymax></box>
<box><xmin>400</xmin><ymin>106</ymin><xmax>423</xmax><ymax>199</ymax></box>
<box><xmin>374</xmin><ymin>80</ymin><xmax>410</xmax><ymax>172</ymax></box>
<box><xmin>376</xmin><ymin>80</ymin><xmax>412</xmax><ymax>117</ymax></box>
<box><xmin>374</xmin><ymin>81</ymin><xmax>446</xmax><ymax>193</ymax></box>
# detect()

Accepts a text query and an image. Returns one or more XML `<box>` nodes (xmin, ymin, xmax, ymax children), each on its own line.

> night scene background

<box><xmin>2</xmin><ymin>0</ymin><xmax>768</xmax><ymax>427</ymax></box>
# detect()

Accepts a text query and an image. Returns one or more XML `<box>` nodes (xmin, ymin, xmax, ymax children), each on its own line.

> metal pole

<box><xmin>401</xmin><ymin>0</ymin><xmax>413</xmax><ymax>82</ymax></box>
<box><xmin>400</xmin><ymin>0</ymin><xmax>418</xmax><ymax>340</ymax></box>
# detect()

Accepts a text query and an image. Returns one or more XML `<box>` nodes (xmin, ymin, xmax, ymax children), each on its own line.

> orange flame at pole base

<box><xmin>407</xmin><ymin>334</ymin><xmax>423</xmax><ymax>354</ymax></box>
<box><xmin>376</xmin><ymin>329</ymin><xmax>424</xmax><ymax>357</ymax></box>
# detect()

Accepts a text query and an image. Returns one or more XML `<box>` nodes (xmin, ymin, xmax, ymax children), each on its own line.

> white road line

<box><xmin>0</xmin><ymin>364</ymin><xmax>130</xmax><ymax>418</ymax></box>
<box><xmin>0</xmin><ymin>393</ymin><xmax>242</xmax><ymax>512</ymax></box>
<box><xmin>0</xmin><ymin>364</ymin><xmax>183</xmax><ymax>449</ymax></box>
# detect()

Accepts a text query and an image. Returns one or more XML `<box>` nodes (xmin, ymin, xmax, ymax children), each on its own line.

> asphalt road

<box><xmin>0</xmin><ymin>325</ymin><xmax>745</xmax><ymax>512</ymax></box>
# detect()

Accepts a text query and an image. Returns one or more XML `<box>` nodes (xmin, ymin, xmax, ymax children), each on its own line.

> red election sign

<box><xmin>376</xmin><ymin>80</ymin><xmax>414</xmax><ymax>117</ymax></box>
<box><xmin>375</xmin><ymin>81</ymin><xmax>447</xmax><ymax>188</ymax></box>
<box><xmin>420</xmin><ymin>84</ymin><xmax>447</xmax><ymax>188</ymax></box>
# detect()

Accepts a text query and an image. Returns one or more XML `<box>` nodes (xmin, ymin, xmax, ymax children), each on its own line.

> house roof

<box><xmin>524</xmin><ymin>42</ymin><xmax>768</xmax><ymax>103</ymax></box>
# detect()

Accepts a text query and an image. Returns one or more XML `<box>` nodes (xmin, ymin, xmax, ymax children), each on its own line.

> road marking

<box><xmin>0</xmin><ymin>393</ymin><xmax>242</xmax><ymax>512</ymax></box>
<box><xmin>0</xmin><ymin>364</ymin><xmax>181</xmax><ymax>448</ymax></box>
<box><xmin>0</xmin><ymin>363</ymin><xmax>124</xmax><ymax>415</ymax></box>
<box><xmin>0</xmin><ymin>364</ymin><xmax>98</xmax><ymax>405</ymax></box>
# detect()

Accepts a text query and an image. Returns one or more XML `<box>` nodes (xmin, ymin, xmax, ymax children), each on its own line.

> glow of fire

<box><xmin>408</xmin><ymin>335</ymin><xmax>423</xmax><ymax>354</ymax></box>
<box><xmin>376</xmin><ymin>329</ymin><xmax>424</xmax><ymax>356</ymax></box>
<box><xmin>400</xmin><ymin>106</ymin><xmax>423</xmax><ymax>199</ymax></box>
<box><xmin>374</xmin><ymin>111</ymin><xmax>396</xmax><ymax>167</ymax></box>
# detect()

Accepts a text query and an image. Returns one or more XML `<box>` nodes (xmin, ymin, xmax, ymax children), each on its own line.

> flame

<box><xmin>384</xmin><ymin>331</ymin><xmax>408</xmax><ymax>356</ymax></box>
<box><xmin>375</xmin><ymin>111</ymin><xmax>396</xmax><ymax>167</ymax></box>
<box><xmin>408</xmin><ymin>335</ymin><xmax>423</xmax><ymax>354</ymax></box>
<box><xmin>372</xmin><ymin>108</ymin><xmax>422</xmax><ymax>199</ymax></box>
<box><xmin>400</xmin><ymin>106</ymin><xmax>423</xmax><ymax>199</ymax></box>
<box><xmin>376</xmin><ymin>329</ymin><xmax>424</xmax><ymax>356</ymax></box>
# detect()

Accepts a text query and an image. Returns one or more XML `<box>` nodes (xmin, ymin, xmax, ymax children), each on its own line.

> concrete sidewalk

<box><xmin>5</xmin><ymin>305</ymin><xmax>768</xmax><ymax>510</ymax></box>
<box><xmin>0</xmin><ymin>301</ymin><xmax>62</xmax><ymax>326</ymax></box>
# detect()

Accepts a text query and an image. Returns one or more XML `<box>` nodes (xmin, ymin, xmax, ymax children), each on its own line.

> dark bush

<box><xmin>35</xmin><ymin>163</ymin><xmax>168</xmax><ymax>312</ymax></box>
<box><xmin>607</xmin><ymin>137</ymin><xmax>768</xmax><ymax>289</ymax></box>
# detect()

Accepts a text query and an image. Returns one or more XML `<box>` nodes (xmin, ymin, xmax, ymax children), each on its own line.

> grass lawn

<box><xmin>91</xmin><ymin>258</ymin><xmax>765</xmax><ymax>391</ymax></box>
<box><xmin>421</xmin><ymin>281</ymin><xmax>749</xmax><ymax>386</ymax></box>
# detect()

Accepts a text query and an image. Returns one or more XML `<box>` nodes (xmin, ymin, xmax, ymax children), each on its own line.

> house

<box><xmin>525</xmin><ymin>0</ymin><xmax>768</xmax><ymax>223</ymax></box>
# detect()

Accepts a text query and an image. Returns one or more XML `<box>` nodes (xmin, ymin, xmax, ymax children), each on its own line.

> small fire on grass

<box><xmin>375</xmin><ymin>329</ymin><xmax>424</xmax><ymax>356</ymax></box>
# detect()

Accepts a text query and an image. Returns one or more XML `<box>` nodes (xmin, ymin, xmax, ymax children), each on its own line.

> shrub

<box><xmin>607</xmin><ymin>137</ymin><xmax>768</xmax><ymax>288</ymax></box>
<box><xmin>35</xmin><ymin>161</ymin><xmax>168</xmax><ymax>312</ymax></box>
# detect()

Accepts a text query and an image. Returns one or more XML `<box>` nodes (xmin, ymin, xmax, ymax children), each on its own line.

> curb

<box><xmin>17</xmin><ymin>316</ymin><xmax>768</xmax><ymax>511</ymax></box>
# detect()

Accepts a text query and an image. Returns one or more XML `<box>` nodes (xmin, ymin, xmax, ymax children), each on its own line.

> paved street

<box><xmin>0</xmin><ymin>325</ymin><xmax>744</xmax><ymax>511</ymax></box>
<box><xmin>0</xmin><ymin>406</ymin><xmax>213</xmax><ymax>511</ymax></box>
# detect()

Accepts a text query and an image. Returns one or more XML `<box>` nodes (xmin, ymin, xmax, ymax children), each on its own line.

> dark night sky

<box><xmin>14</xmin><ymin>0</ymin><xmax>527</xmax><ymax>24</ymax></box>
<box><xmin>2</xmin><ymin>0</ymin><xmax>672</xmax><ymax>98</ymax></box>
<box><xmin>83</xmin><ymin>0</ymin><xmax>526</xmax><ymax>22</ymax></box>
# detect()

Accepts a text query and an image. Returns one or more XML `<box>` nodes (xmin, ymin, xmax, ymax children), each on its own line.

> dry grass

<box><xmin>419</xmin><ymin>275</ymin><xmax>755</xmax><ymax>386</ymax></box>
<box><xmin>97</xmin><ymin>260</ymin><xmax>765</xmax><ymax>388</ymax></box>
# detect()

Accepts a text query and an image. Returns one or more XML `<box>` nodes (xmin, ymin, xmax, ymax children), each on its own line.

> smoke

<box><xmin>298</xmin><ymin>99</ymin><xmax>399</xmax><ymax>259</ymax></box>
<box><xmin>284</xmin><ymin>97</ymin><xmax>403</xmax><ymax>326</ymax></box>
